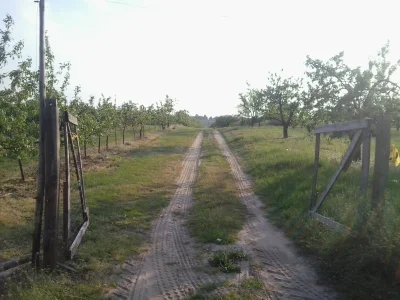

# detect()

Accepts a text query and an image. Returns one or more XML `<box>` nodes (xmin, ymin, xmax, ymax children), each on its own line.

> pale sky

<box><xmin>1</xmin><ymin>0</ymin><xmax>400</xmax><ymax>116</ymax></box>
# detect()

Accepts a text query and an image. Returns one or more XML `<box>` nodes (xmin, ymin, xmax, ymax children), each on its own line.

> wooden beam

<box><xmin>314</xmin><ymin>119</ymin><xmax>368</xmax><ymax>134</ymax></box>
<box><xmin>66</xmin><ymin>112</ymin><xmax>78</xmax><ymax>126</ymax></box>
<box><xmin>310</xmin><ymin>133</ymin><xmax>321</xmax><ymax>210</ymax></box>
<box><xmin>310</xmin><ymin>212</ymin><xmax>350</xmax><ymax>234</ymax></box>
<box><xmin>43</xmin><ymin>99</ymin><xmax>60</xmax><ymax>270</ymax></box>
<box><xmin>312</xmin><ymin>130</ymin><xmax>362</xmax><ymax>213</ymax></box>
<box><xmin>361</xmin><ymin>119</ymin><xmax>372</xmax><ymax>194</ymax></box>
<box><xmin>69</xmin><ymin>220</ymin><xmax>89</xmax><ymax>259</ymax></box>
<box><xmin>372</xmin><ymin>115</ymin><xmax>391</xmax><ymax>209</ymax></box>
<box><xmin>63</xmin><ymin>114</ymin><xmax>71</xmax><ymax>259</ymax></box>
<box><xmin>0</xmin><ymin>255</ymin><xmax>30</xmax><ymax>271</ymax></box>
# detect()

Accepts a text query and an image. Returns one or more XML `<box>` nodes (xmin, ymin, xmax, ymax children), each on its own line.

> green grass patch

<box><xmin>221</xmin><ymin>126</ymin><xmax>400</xmax><ymax>300</ymax></box>
<box><xmin>1</xmin><ymin>127</ymin><xmax>200</xmax><ymax>299</ymax></box>
<box><xmin>208</xmin><ymin>249</ymin><xmax>248</xmax><ymax>273</ymax></box>
<box><xmin>189</xmin><ymin>130</ymin><xmax>245</xmax><ymax>245</ymax></box>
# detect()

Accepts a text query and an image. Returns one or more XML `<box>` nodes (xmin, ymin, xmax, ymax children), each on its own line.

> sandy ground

<box><xmin>111</xmin><ymin>131</ymin><xmax>338</xmax><ymax>300</ymax></box>
<box><xmin>213</xmin><ymin>130</ymin><xmax>337</xmax><ymax>300</ymax></box>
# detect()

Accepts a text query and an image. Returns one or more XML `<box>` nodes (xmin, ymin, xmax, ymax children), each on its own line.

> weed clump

<box><xmin>208</xmin><ymin>249</ymin><xmax>248</xmax><ymax>273</ymax></box>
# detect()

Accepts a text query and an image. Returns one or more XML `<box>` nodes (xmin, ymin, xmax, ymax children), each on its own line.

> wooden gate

<box><xmin>309</xmin><ymin>119</ymin><xmax>372</xmax><ymax>233</ymax></box>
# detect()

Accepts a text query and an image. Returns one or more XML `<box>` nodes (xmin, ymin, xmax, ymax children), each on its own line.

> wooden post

<box><xmin>43</xmin><ymin>99</ymin><xmax>60</xmax><ymax>269</ymax></box>
<box><xmin>310</xmin><ymin>133</ymin><xmax>320</xmax><ymax>210</ymax></box>
<box><xmin>360</xmin><ymin>119</ymin><xmax>372</xmax><ymax>194</ymax></box>
<box><xmin>312</xmin><ymin>130</ymin><xmax>362</xmax><ymax>213</ymax></box>
<box><xmin>63</xmin><ymin>113</ymin><xmax>70</xmax><ymax>259</ymax></box>
<box><xmin>372</xmin><ymin>115</ymin><xmax>391</xmax><ymax>209</ymax></box>
<box><xmin>32</xmin><ymin>0</ymin><xmax>46</xmax><ymax>268</ymax></box>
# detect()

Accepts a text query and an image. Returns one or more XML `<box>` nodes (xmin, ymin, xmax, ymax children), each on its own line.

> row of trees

<box><xmin>0</xmin><ymin>15</ymin><xmax>201</xmax><ymax>180</ymax></box>
<box><xmin>237</xmin><ymin>43</ymin><xmax>400</xmax><ymax>138</ymax></box>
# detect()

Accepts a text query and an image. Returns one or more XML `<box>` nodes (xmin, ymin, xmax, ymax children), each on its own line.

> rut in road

<box><xmin>213</xmin><ymin>130</ymin><xmax>338</xmax><ymax>300</ymax></box>
<box><xmin>112</xmin><ymin>132</ymin><xmax>224</xmax><ymax>300</ymax></box>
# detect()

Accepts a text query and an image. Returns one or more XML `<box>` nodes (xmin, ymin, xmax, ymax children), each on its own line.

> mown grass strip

<box><xmin>189</xmin><ymin>130</ymin><xmax>245</xmax><ymax>245</ymax></box>
<box><xmin>221</xmin><ymin>126</ymin><xmax>400</xmax><ymax>300</ymax></box>
<box><xmin>1</xmin><ymin>127</ymin><xmax>200</xmax><ymax>299</ymax></box>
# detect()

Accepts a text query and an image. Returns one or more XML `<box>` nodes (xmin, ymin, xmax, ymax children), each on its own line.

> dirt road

<box><xmin>213</xmin><ymin>130</ymin><xmax>337</xmax><ymax>300</ymax></box>
<box><xmin>112</xmin><ymin>131</ymin><xmax>337</xmax><ymax>300</ymax></box>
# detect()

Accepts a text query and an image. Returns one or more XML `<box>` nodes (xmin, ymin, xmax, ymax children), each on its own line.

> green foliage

<box><xmin>208</xmin><ymin>249</ymin><xmax>248</xmax><ymax>273</ymax></box>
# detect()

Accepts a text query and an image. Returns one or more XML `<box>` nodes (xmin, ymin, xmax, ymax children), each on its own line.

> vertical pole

<box><xmin>310</xmin><ymin>133</ymin><xmax>321</xmax><ymax>210</ymax></box>
<box><xmin>63</xmin><ymin>113</ymin><xmax>70</xmax><ymax>259</ymax></box>
<box><xmin>360</xmin><ymin>119</ymin><xmax>372</xmax><ymax>194</ymax></box>
<box><xmin>32</xmin><ymin>0</ymin><xmax>46</xmax><ymax>268</ymax></box>
<box><xmin>43</xmin><ymin>99</ymin><xmax>60</xmax><ymax>269</ymax></box>
<box><xmin>372</xmin><ymin>115</ymin><xmax>391</xmax><ymax>210</ymax></box>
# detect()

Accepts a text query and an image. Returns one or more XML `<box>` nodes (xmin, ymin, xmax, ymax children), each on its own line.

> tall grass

<box><xmin>222</xmin><ymin>126</ymin><xmax>400</xmax><ymax>300</ymax></box>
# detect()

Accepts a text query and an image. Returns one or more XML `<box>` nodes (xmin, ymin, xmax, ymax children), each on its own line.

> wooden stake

<box><xmin>43</xmin><ymin>99</ymin><xmax>60</xmax><ymax>269</ymax></box>
<box><xmin>361</xmin><ymin>119</ymin><xmax>372</xmax><ymax>194</ymax></box>
<box><xmin>372</xmin><ymin>115</ymin><xmax>391</xmax><ymax>209</ymax></box>
<box><xmin>310</xmin><ymin>133</ymin><xmax>320</xmax><ymax>210</ymax></box>
<box><xmin>63</xmin><ymin>113</ymin><xmax>70</xmax><ymax>259</ymax></box>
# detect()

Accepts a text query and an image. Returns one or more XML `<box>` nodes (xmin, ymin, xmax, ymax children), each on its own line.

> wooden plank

<box><xmin>361</xmin><ymin>119</ymin><xmax>372</xmax><ymax>194</ymax></box>
<box><xmin>310</xmin><ymin>133</ymin><xmax>321</xmax><ymax>210</ymax></box>
<box><xmin>0</xmin><ymin>255</ymin><xmax>30</xmax><ymax>271</ymax></box>
<box><xmin>311</xmin><ymin>212</ymin><xmax>350</xmax><ymax>234</ymax></box>
<box><xmin>69</xmin><ymin>220</ymin><xmax>89</xmax><ymax>259</ymax></box>
<box><xmin>63</xmin><ymin>116</ymin><xmax>71</xmax><ymax>259</ymax></box>
<box><xmin>66</xmin><ymin>112</ymin><xmax>78</xmax><ymax>126</ymax></box>
<box><xmin>74</xmin><ymin>128</ymin><xmax>88</xmax><ymax>219</ymax></box>
<box><xmin>43</xmin><ymin>99</ymin><xmax>60</xmax><ymax>270</ymax></box>
<box><xmin>314</xmin><ymin>119</ymin><xmax>368</xmax><ymax>134</ymax></box>
<box><xmin>68</xmin><ymin>124</ymin><xmax>86</xmax><ymax>220</ymax></box>
<box><xmin>311</xmin><ymin>130</ymin><xmax>362</xmax><ymax>213</ymax></box>
<box><xmin>372</xmin><ymin>115</ymin><xmax>391</xmax><ymax>209</ymax></box>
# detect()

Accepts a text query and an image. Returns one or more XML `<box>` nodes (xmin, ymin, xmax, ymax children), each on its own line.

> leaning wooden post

<box><xmin>63</xmin><ymin>112</ymin><xmax>70</xmax><ymax>259</ymax></box>
<box><xmin>360</xmin><ymin>118</ymin><xmax>372</xmax><ymax>194</ymax></box>
<box><xmin>310</xmin><ymin>133</ymin><xmax>321</xmax><ymax>210</ymax></box>
<box><xmin>43</xmin><ymin>99</ymin><xmax>60</xmax><ymax>269</ymax></box>
<box><xmin>372</xmin><ymin>115</ymin><xmax>391</xmax><ymax>210</ymax></box>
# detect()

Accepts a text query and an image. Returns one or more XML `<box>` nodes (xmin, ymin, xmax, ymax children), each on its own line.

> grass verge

<box><xmin>188</xmin><ymin>130</ymin><xmax>245</xmax><ymax>245</ymax></box>
<box><xmin>221</xmin><ymin>126</ymin><xmax>400</xmax><ymax>300</ymax></box>
<box><xmin>1</xmin><ymin>127</ymin><xmax>200</xmax><ymax>299</ymax></box>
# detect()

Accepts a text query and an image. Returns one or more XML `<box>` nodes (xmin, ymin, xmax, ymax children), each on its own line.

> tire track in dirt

<box><xmin>214</xmin><ymin>130</ymin><xmax>338</xmax><ymax>300</ymax></box>
<box><xmin>112</xmin><ymin>132</ymin><xmax>218</xmax><ymax>300</ymax></box>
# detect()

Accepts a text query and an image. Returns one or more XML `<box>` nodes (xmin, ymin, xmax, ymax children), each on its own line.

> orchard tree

<box><xmin>69</xmin><ymin>90</ymin><xmax>97</xmax><ymax>157</ymax></box>
<box><xmin>238</xmin><ymin>83</ymin><xmax>264</xmax><ymax>127</ymax></box>
<box><xmin>306</xmin><ymin>42</ymin><xmax>400</xmax><ymax>124</ymax></box>
<box><xmin>262</xmin><ymin>73</ymin><xmax>303</xmax><ymax>138</ymax></box>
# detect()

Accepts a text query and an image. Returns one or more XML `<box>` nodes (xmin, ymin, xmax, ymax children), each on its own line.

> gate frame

<box><xmin>309</xmin><ymin>118</ymin><xmax>372</xmax><ymax>233</ymax></box>
<box><xmin>62</xmin><ymin>111</ymin><xmax>89</xmax><ymax>260</ymax></box>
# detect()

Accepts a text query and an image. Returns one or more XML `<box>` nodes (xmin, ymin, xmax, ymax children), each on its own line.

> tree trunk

<box><xmin>98</xmin><ymin>136</ymin><xmax>101</xmax><ymax>153</ymax></box>
<box><xmin>283</xmin><ymin>124</ymin><xmax>289</xmax><ymax>138</ymax></box>
<box><xmin>114</xmin><ymin>128</ymin><xmax>117</xmax><ymax>146</ymax></box>
<box><xmin>84</xmin><ymin>140</ymin><xmax>87</xmax><ymax>157</ymax></box>
<box><xmin>133</xmin><ymin>130</ymin><xmax>136</xmax><ymax>140</ymax></box>
<box><xmin>18</xmin><ymin>158</ymin><xmax>25</xmax><ymax>181</ymax></box>
<box><xmin>123</xmin><ymin>129</ymin><xmax>125</xmax><ymax>145</ymax></box>
<box><xmin>142</xmin><ymin>125</ymin><xmax>145</xmax><ymax>138</ymax></box>
<box><xmin>251</xmin><ymin>117</ymin><xmax>255</xmax><ymax>127</ymax></box>
<box><xmin>106</xmin><ymin>135</ymin><xmax>109</xmax><ymax>150</ymax></box>
<box><xmin>397</xmin><ymin>124</ymin><xmax>399</xmax><ymax>131</ymax></box>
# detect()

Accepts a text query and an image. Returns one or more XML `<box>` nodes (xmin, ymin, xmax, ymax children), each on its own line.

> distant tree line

<box><xmin>235</xmin><ymin>43</ymin><xmax>400</xmax><ymax>138</ymax></box>
<box><xmin>0</xmin><ymin>14</ymin><xmax>202</xmax><ymax>180</ymax></box>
